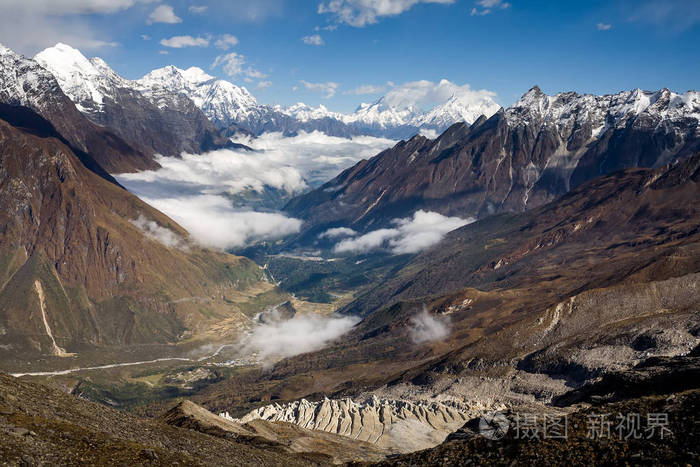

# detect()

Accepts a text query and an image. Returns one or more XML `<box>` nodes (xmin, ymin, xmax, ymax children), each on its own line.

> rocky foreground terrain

<box><xmin>0</xmin><ymin>372</ymin><xmax>389</xmax><ymax>465</ymax></box>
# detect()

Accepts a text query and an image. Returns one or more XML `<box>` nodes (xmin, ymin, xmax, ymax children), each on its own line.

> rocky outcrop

<box><xmin>225</xmin><ymin>396</ymin><xmax>474</xmax><ymax>453</ymax></box>
<box><xmin>162</xmin><ymin>400</ymin><xmax>388</xmax><ymax>463</ymax></box>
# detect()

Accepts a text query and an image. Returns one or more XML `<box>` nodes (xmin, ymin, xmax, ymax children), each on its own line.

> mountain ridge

<box><xmin>283</xmin><ymin>85</ymin><xmax>699</xmax><ymax>240</ymax></box>
<box><xmin>0</xmin><ymin>107</ymin><xmax>269</xmax><ymax>359</ymax></box>
<box><xmin>34</xmin><ymin>43</ymin><xmax>240</xmax><ymax>164</ymax></box>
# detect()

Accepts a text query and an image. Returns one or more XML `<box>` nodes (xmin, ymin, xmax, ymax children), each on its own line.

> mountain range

<box><xmin>34</xmin><ymin>43</ymin><xmax>500</xmax><ymax>142</ymax></box>
<box><xmin>0</xmin><ymin>40</ymin><xmax>698</xmax><ymax>465</ymax></box>
<box><xmin>285</xmin><ymin>85</ymin><xmax>699</xmax><ymax>242</ymax></box>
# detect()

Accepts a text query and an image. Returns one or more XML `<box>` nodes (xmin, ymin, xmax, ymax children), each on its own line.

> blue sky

<box><xmin>2</xmin><ymin>0</ymin><xmax>698</xmax><ymax>112</ymax></box>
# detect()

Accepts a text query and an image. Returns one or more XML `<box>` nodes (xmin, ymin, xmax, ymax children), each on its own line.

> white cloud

<box><xmin>597</xmin><ymin>22</ymin><xmax>612</xmax><ymax>31</ymax></box>
<box><xmin>158</xmin><ymin>50</ymin><xmax>169</xmax><ymax>55</ymax></box>
<box><xmin>215</xmin><ymin>34</ymin><xmax>239</xmax><ymax>50</ymax></box>
<box><xmin>409</xmin><ymin>307</ymin><xmax>450</xmax><ymax>343</ymax></box>
<box><xmin>189</xmin><ymin>5</ymin><xmax>208</xmax><ymax>14</ymax></box>
<box><xmin>471</xmin><ymin>0</ymin><xmax>510</xmax><ymax>16</ymax></box>
<box><xmin>301</xmin><ymin>80</ymin><xmax>339</xmax><ymax>98</ymax></box>
<box><xmin>302</xmin><ymin>34</ymin><xmax>325</xmax><ymax>45</ymax></box>
<box><xmin>0</xmin><ymin>0</ymin><xmax>141</xmax><ymax>53</ymax></box>
<box><xmin>318</xmin><ymin>0</ymin><xmax>455</xmax><ymax>27</ymax></box>
<box><xmin>138</xmin><ymin>195</ymin><xmax>302</xmax><ymax>250</ymax></box>
<box><xmin>343</xmin><ymin>83</ymin><xmax>387</xmax><ymax>95</ymax></box>
<box><xmin>242</xmin><ymin>314</ymin><xmax>360</xmax><ymax>360</ymax></box>
<box><xmin>256</xmin><ymin>80</ymin><xmax>273</xmax><ymax>90</ymax></box>
<box><xmin>319</xmin><ymin>227</ymin><xmax>358</xmax><ymax>239</ymax></box>
<box><xmin>244</xmin><ymin>67</ymin><xmax>267</xmax><ymax>79</ymax></box>
<box><xmin>211</xmin><ymin>52</ymin><xmax>267</xmax><ymax>79</ymax></box>
<box><xmin>117</xmin><ymin>132</ymin><xmax>394</xmax><ymax>248</ymax></box>
<box><xmin>160</xmin><ymin>35</ymin><xmax>210</xmax><ymax>48</ymax></box>
<box><xmin>382</xmin><ymin>79</ymin><xmax>496</xmax><ymax>111</ymax></box>
<box><xmin>334</xmin><ymin>210</ymin><xmax>474</xmax><ymax>254</ymax></box>
<box><xmin>130</xmin><ymin>215</ymin><xmax>188</xmax><ymax>250</ymax></box>
<box><xmin>141</xmin><ymin>34</ymin><xmax>151</xmax><ymax>40</ymax></box>
<box><xmin>418</xmin><ymin>128</ymin><xmax>439</xmax><ymax>138</ymax></box>
<box><xmin>147</xmin><ymin>4</ymin><xmax>182</xmax><ymax>24</ymax></box>
<box><xmin>212</xmin><ymin>51</ymin><xmax>245</xmax><ymax>75</ymax></box>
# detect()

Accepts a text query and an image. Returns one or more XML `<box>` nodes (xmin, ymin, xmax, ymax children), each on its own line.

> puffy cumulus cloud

<box><xmin>318</xmin><ymin>0</ymin><xmax>454</xmax><ymax>27</ymax></box>
<box><xmin>117</xmin><ymin>132</ymin><xmax>394</xmax><ymax>248</ymax></box>
<box><xmin>256</xmin><ymin>80</ymin><xmax>273</xmax><ymax>90</ymax></box>
<box><xmin>215</xmin><ymin>34</ymin><xmax>239</xmax><ymax>50</ymax></box>
<box><xmin>130</xmin><ymin>214</ymin><xmax>188</xmax><ymax>250</ymax></box>
<box><xmin>319</xmin><ymin>227</ymin><xmax>358</xmax><ymax>239</ymax></box>
<box><xmin>242</xmin><ymin>314</ymin><xmax>361</xmax><ymax>360</ymax></box>
<box><xmin>301</xmin><ymin>80</ymin><xmax>339</xmax><ymax>98</ymax></box>
<box><xmin>160</xmin><ymin>35</ymin><xmax>210</xmax><ymax>48</ymax></box>
<box><xmin>302</xmin><ymin>34</ymin><xmax>325</xmax><ymax>45</ymax></box>
<box><xmin>334</xmin><ymin>210</ymin><xmax>474</xmax><ymax>254</ymax></box>
<box><xmin>409</xmin><ymin>306</ymin><xmax>450</xmax><ymax>343</ymax></box>
<box><xmin>596</xmin><ymin>22</ymin><xmax>612</xmax><ymax>31</ymax></box>
<box><xmin>147</xmin><ymin>4</ymin><xmax>181</xmax><ymax>24</ymax></box>
<box><xmin>383</xmin><ymin>79</ymin><xmax>497</xmax><ymax>111</ymax></box>
<box><xmin>212</xmin><ymin>52</ymin><xmax>267</xmax><ymax>79</ymax></box>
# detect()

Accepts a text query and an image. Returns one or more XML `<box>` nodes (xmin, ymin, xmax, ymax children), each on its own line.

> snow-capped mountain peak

<box><xmin>34</xmin><ymin>43</ymin><xmax>110</xmax><ymax>111</ymax></box>
<box><xmin>181</xmin><ymin>66</ymin><xmax>215</xmax><ymax>84</ymax></box>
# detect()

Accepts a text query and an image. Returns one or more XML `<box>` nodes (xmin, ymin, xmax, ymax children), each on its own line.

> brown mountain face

<box><xmin>0</xmin><ymin>110</ymin><xmax>267</xmax><ymax>359</ymax></box>
<box><xmin>284</xmin><ymin>87</ymin><xmax>699</xmax><ymax>242</ymax></box>
<box><xmin>0</xmin><ymin>44</ymin><xmax>155</xmax><ymax>174</ymax></box>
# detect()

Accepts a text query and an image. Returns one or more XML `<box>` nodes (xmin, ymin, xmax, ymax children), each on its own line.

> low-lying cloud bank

<box><xmin>138</xmin><ymin>195</ymin><xmax>302</xmax><ymax>250</ymax></box>
<box><xmin>243</xmin><ymin>314</ymin><xmax>361</xmax><ymax>360</ymax></box>
<box><xmin>117</xmin><ymin>131</ymin><xmax>394</xmax><ymax>249</ymax></box>
<box><xmin>332</xmin><ymin>210</ymin><xmax>474</xmax><ymax>254</ymax></box>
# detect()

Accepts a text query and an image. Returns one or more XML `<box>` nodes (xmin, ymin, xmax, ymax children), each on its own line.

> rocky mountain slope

<box><xmin>284</xmin><ymin>86</ymin><xmax>699</xmax><ymax>239</ymax></box>
<box><xmin>0</xmin><ymin>107</ymin><xmax>268</xmax><ymax>361</ymax></box>
<box><xmin>0</xmin><ymin>43</ymin><xmax>152</xmax><ymax>174</ymax></box>
<box><xmin>198</xmin><ymin>154</ymin><xmax>698</xmax><ymax>445</ymax></box>
<box><xmin>137</xmin><ymin>65</ymin><xmax>499</xmax><ymax>139</ymax></box>
<box><xmin>34</xmin><ymin>43</ymin><xmax>239</xmax><ymax>164</ymax></box>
